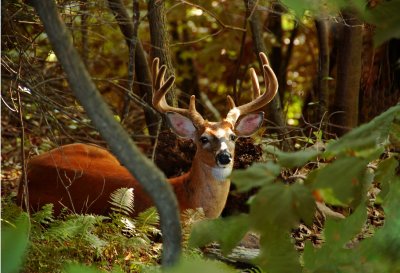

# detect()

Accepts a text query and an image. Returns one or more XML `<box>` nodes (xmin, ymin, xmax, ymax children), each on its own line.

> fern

<box><xmin>135</xmin><ymin>207</ymin><xmax>160</xmax><ymax>236</ymax></box>
<box><xmin>47</xmin><ymin>214</ymin><xmax>107</xmax><ymax>254</ymax></box>
<box><xmin>31</xmin><ymin>203</ymin><xmax>55</xmax><ymax>225</ymax></box>
<box><xmin>181</xmin><ymin>208</ymin><xmax>206</xmax><ymax>242</ymax></box>
<box><xmin>109</xmin><ymin>187</ymin><xmax>134</xmax><ymax>216</ymax></box>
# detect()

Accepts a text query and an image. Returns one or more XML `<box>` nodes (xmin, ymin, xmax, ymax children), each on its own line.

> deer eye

<box><xmin>199</xmin><ymin>136</ymin><xmax>209</xmax><ymax>144</ymax></box>
<box><xmin>229</xmin><ymin>134</ymin><xmax>237</xmax><ymax>141</ymax></box>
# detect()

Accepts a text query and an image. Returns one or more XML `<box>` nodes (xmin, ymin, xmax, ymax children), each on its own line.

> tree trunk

<box><xmin>315</xmin><ymin>18</ymin><xmax>330</xmax><ymax>127</ymax></box>
<box><xmin>147</xmin><ymin>0</ymin><xmax>176</xmax><ymax>106</ymax></box>
<box><xmin>107</xmin><ymin>0</ymin><xmax>160</xmax><ymax>137</ymax></box>
<box><xmin>246</xmin><ymin>0</ymin><xmax>293</xmax><ymax>151</ymax></box>
<box><xmin>332</xmin><ymin>10</ymin><xmax>363</xmax><ymax>136</ymax></box>
<box><xmin>31</xmin><ymin>0</ymin><xmax>181</xmax><ymax>266</ymax></box>
<box><xmin>360</xmin><ymin>28</ymin><xmax>400</xmax><ymax>123</ymax></box>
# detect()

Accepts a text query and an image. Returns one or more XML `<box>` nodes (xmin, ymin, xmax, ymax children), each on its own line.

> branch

<box><xmin>31</xmin><ymin>0</ymin><xmax>181</xmax><ymax>267</ymax></box>
<box><xmin>107</xmin><ymin>0</ymin><xmax>160</xmax><ymax>136</ymax></box>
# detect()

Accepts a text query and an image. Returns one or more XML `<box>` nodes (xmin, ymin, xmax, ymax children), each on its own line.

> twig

<box><xmin>17</xmin><ymin>86</ymin><xmax>30</xmax><ymax>216</ymax></box>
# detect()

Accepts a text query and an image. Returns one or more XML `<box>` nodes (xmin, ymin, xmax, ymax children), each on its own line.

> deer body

<box><xmin>18</xmin><ymin>53</ymin><xmax>278</xmax><ymax>218</ymax></box>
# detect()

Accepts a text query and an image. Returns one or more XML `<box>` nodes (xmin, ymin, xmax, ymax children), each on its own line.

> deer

<box><xmin>17</xmin><ymin>52</ymin><xmax>278</xmax><ymax>219</ymax></box>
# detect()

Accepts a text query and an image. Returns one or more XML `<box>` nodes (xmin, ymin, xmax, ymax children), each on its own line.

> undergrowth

<box><xmin>2</xmin><ymin>105</ymin><xmax>400</xmax><ymax>273</ymax></box>
<box><xmin>2</xmin><ymin>186</ymin><xmax>206</xmax><ymax>273</ymax></box>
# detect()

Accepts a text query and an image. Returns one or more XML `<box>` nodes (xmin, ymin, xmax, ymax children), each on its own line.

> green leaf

<box><xmin>303</xmin><ymin>241</ymin><xmax>359</xmax><ymax>272</ymax></box>
<box><xmin>313</xmin><ymin>156</ymin><xmax>369</xmax><ymax>205</ymax></box>
<box><xmin>189</xmin><ymin>214</ymin><xmax>249</xmax><ymax>254</ymax></box>
<box><xmin>279</xmin><ymin>0</ymin><xmax>307</xmax><ymax>17</ymax></box>
<box><xmin>167</xmin><ymin>255</ymin><xmax>236</xmax><ymax>273</ymax></box>
<box><xmin>324</xmin><ymin>203</ymin><xmax>368</xmax><ymax>247</ymax></box>
<box><xmin>250</xmin><ymin>182</ymin><xmax>316</xmax><ymax>231</ymax></box>
<box><xmin>360</xmin><ymin>177</ymin><xmax>400</xmax><ymax>265</ymax></box>
<box><xmin>375</xmin><ymin>157</ymin><xmax>399</xmax><ymax>199</ymax></box>
<box><xmin>303</xmin><ymin>204</ymin><xmax>368</xmax><ymax>272</ymax></box>
<box><xmin>264</xmin><ymin>145</ymin><xmax>321</xmax><ymax>168</ymax></box>
<box><xmin>231</xmin><ymin>162</ymin><xmax>280</xmax><ymax>192</ymax></box>
<box><xmin>316</xmin><ymin>188</ymin><xmax>346</xmax><ymax>206</ymax></box>
<box><xmin>256</xmin><ymin>229</ymin><xmax>301</xmax><ymax>273</ymax></box>
<box><xmin>325</xmin><ymin>105</ymin><xmax>399</xmax><ymax>156</ymax></box>
<box><xmin>1</xmin><ymin>212</ymin><xmax>30</xmax><ymax>273</ymax></box>
<box><xmin>363</xmin><ymin>1</ymin><xmax>400</xmax><ymax>46</ymax></box>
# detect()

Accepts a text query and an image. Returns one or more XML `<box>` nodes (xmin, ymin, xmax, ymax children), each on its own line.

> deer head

<box><xmin>152</xmin><ymin>53</ymin><xmax>278</xmax><ymax>182</ymax></box>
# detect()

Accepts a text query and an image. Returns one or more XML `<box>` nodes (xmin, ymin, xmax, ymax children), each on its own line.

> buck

<box><xmin>17</xmin><ymin>53</ymin><xmax>278</xmax><ymax>219</ymax></box>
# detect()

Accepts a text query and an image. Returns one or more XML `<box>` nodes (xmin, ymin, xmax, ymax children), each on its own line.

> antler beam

<box><xmin>225</xmin><ymin>52</ymin><xmax>278</xmax><ymax>125</ymax></box>
<box><xmin>151</xmin><ymin>58</ymin><xmax>205</xmax><ymax>128</ymax></box>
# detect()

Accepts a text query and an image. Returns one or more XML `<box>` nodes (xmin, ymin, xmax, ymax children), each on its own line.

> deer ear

<box><xmin>166</xmin><ymin>112</ymin><xmax>197</xmax><ymax>139</ymax></box>
<box><xmin>234</xmin><ymin>112</ymin><xmax>264</xmax><ymax>137</ymax></box>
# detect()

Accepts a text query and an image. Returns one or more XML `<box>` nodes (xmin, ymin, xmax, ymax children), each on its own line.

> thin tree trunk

<box><xmin>80</xmin><ymin>0</ymin><xmax>89</xmax><ymax>67</ymax></box>
<box><xmin>170</xmin><ymin>21</ymin><xmax>204</xmax><ymax>115</ymax></box>
<box><xmin>332</xmin><ymin>10</ymin><xmax>362</xmax><ymax>136</ymax></box>
<box><xmin>315</xmin><ymin>18</ymin><xmax>330</xmax><ymax>127</ymax></box>
<box><xmin>107</xmin><ymin>0</ymin><xmax>160</xmax><ymax>137</ymax></box>
<box><xmin>147</xmin><ymin>0</ymin><xmax>176</xmax><ymax>106</ymax></box>
<box><xmin>246</xmin><ymin>0</ymin><xmax>293</xmax><ymax>151</ymax></box>
<box><xmin>31</xmin><ymin>0</ymin><xmax>181</xmax><ymax>266</ymax></box>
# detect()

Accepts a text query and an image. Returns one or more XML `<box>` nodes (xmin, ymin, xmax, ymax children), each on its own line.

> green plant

<box><xmin>190</xmin><ymin>105</ymin><xmax>400</xmax><ymax>273</ymax></box>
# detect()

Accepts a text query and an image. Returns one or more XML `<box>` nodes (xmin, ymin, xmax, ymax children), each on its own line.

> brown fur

<box><xmin>17</xmin><ymin>142</ymin><xmax>231</xmax><ymax>218</ymax></box>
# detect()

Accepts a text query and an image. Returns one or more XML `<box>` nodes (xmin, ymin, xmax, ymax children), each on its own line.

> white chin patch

<box><xmin>211</xmin><ymin>166</ymin><xmax>232</xmax><ymax>181</ymax></box>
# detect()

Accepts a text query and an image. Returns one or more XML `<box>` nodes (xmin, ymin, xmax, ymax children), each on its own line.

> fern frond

<box><xmin>84</xmin><ymin>232</ymin><xmax>107</xmax><ymax>255</ymax></box>
<box><xmin>32</xmin><ymin>204</ymin><xmax>55</xmax><ymax>225</ymax></box>
<box><xmin>47</xmin><ymin>214</ymin><xmax>101</xmax><ymax>240</ymax></box>
<box><xmin>181</xmin><ymin>208</ymin><xmax>206</xmax><ymax>242</ymax></box>
<box><xmin>181</xmin><ymin>208</ymin><xmax>205</xmax><ymax>228</ymax></box>
<box><xmin>109</xmin><ymin>187</ymin><xmax>134</xmax><ymax>216</ymax></box>
<box><xmin>135</xmin><ymin>207</ymin><xmax>160</xmax><ymax>235</ymax></box>
<box><xmin>47</xmin><ymin>214</ymin><xmax>107</xmax><ymax>253</ymax></box>
<box><xmin>119</xmin><ymin>216</ymin><xmax>136</xmax><ymax>236</ymax></box>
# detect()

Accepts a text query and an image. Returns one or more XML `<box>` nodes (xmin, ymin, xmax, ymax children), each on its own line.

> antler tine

<box><xmin>225</xmin><ymin>52</ymin><xmax>278</xmax><ymax>125</ymax></box>
<box><xmin>151</xmin><ymin>58</ymin><xmax>205</xmax><ymax>128</ymax></box>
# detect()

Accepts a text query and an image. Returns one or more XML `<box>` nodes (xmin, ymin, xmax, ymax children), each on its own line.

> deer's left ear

<box><xmin>234</xmin><ymin>112</ymin><xmax>264</xmax><ymax>137</ymax></box>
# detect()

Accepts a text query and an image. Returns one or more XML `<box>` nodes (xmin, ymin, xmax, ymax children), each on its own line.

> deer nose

<box><xmin>216</xmin><ymin>151</ymin><xmax>232</xmax><ymax>166</ymax></box>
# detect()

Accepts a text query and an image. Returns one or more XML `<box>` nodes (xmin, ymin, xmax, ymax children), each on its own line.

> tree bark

<box><xmin>246</xmin><ymin>0</ymin><xmax>293</xmax><ymax>151</ymax></box>
<box><xmin>31</xmin><ymin>0</ymin><xmax>181</xmax><ymax>267</ymax></box>
<box><xmin>147</xmin><ymin>0</ymin><xmax>176</xmax><ymax>106</ymax></box>
<box><xmin>332</xmin><ymin>10</ymin><xmax>362</xmax><ymax>136</ymax></box>
<box><xmin>315</xmin><ymin>18</ymin><xmax>330</xmax><ymax>127</ymax></box>
<box><xmin>107</xmin><ymin>0</ymin><xmax>160</xmax><ymax>136</ymax></box>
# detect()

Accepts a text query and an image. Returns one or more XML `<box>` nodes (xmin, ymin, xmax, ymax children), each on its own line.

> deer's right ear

<box><xmin>166</xmin><ymin>112</ymin><xmax>197</xmax><ymax>139</ymax></box>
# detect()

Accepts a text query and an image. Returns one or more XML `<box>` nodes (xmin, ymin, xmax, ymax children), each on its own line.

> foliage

<box><xmin>0</xmin><ymin>191</ymin><xmax>162</xmax><ymax>273</ymax></box>
<box><xmin>109</xmin><ymin>187</ymin><xmax>135</xmax><ymax>216</ymax></box>
<box><xmin>280</xmin><ymin>0</ymin><xmax>400</xmax><ymax>46</ymax></box>
<box><xmin>190</xmin><ymin>105</ymin><xmax>400</xmax><ymax>273</ymax></box>
<box><xmin>1</xmin><ymin>212</ymin><xmax>30</xmax><ymax>273</ymax></box>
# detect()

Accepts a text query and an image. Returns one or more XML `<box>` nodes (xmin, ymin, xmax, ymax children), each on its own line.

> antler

<box><xmin>152</xmin><ymin>58</ymin><xmax>205</xmax><ymax>128</ymax></box>
<box><xmin>225</xmin><ymin>52</ymin><xmax>278</xmax><ymax>126</ymax></box>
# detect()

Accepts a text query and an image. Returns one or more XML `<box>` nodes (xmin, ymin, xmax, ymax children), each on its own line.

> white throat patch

<box><xmin>211</xmin><ymin>166</ymin><xmax>232</xmax><ymax>181</ymax></box>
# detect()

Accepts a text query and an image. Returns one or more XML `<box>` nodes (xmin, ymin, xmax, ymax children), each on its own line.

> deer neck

<box><xmin>184</xmin><ymin>154</ymin><xmax>232</xmax><ymax>218</ymax></box>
